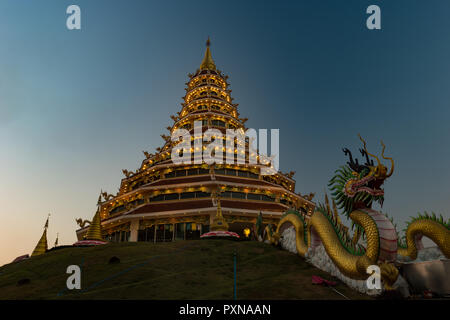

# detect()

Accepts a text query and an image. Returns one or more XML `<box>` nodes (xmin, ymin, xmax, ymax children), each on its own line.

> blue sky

<box><xmin>0</xmin><ymin>0</ymin><xmax>449</xmax><ymax>265</ymax></box>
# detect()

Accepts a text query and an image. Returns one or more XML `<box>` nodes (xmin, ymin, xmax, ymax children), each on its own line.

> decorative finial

<box><xmin>54</xmin><ymin>233</ymin><xmax>59</xmax><ymax>247</ymax></box>
<box><xmin>200</xmin><ymin>37</ymin><xmax>216</xmax><ymax>70</ymax></box>
<box><xmin>44</xmin><ymin>213</ymin><xmax>50</xmax><ymax>230</ymax></box>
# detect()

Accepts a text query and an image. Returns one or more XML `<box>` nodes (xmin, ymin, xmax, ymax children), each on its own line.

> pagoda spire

<box><xmin>54</xmin><ymin>232</ymin><xmax>59</xmax><ymax>247</ymax></box>
<box><xmin>84</xmin><ymin>207</ymin><xmax>103</xmax><ymax>241</ymax></box>
<box><xmin>31</xmin><ymin>214</ymin><xmax>50</xmax><ymax>257</ymax></box>
<box><xmin>200</xmin><ymin>37</ymin><xmax>216</xmax><ymax>70</ymax></box>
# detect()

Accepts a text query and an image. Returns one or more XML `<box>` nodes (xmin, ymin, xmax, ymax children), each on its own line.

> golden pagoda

<box><xmin>31</xmin><ymin>215</ymin><xmax>49</xmax><ymax>257</ymax></box>
<box><xmin>76</xmin><ymin>39</ymin><xmax>315</xmax><ymax>243</ymax></box>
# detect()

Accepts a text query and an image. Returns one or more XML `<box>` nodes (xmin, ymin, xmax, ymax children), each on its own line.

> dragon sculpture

<box><xmin>122</xmin><ymin>169</ymin><xmax>138</xmax><ymax>178</ymax></box>
<box><xmin>143</xmin><ymin>151</ymin><xmax>154</xmax><ymax>159</ymax></box>
<box><xmin>75</xmin><ymin>218</ymin><xmax>91</xmax><ymax>228</ymax></box>
<box><xmin>262</xmin><ymin>135</ymin><xmax>450</xmax><ymax>290</ymax></box>
<box><xmin>101</xmin><ymin>191</ymin><xmax>115</xmax><ymax>201</ymax></box>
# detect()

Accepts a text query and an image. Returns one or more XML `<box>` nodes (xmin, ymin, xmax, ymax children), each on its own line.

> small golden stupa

<box><xmin>31</xmin><ymin>215</ymin><xmax>49</xmax><ymax>257</ymax></box>
<box><xmin>84</xmin><ymin>197</ymin><xmax>104</xmax><ymax>241</ymax></box>
<box><xmin>73</xmin><ymin>195</ymin><xmax>108</xmax><ymax>246</ymax></box>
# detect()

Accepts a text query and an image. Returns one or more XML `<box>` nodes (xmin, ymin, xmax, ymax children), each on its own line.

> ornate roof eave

<box><xmin>180</xmin><ymin>97</ymin><xmax>237</xmax><ymax>113</ymax></box>
<box><xmin>190</xmin><ymin>70</ymin><xmax>227</xmax><ymax>83</ymax></box>
<box><xmin>78</xmin><ymin>206</ymin><xmax>285</xmax><ymax>233</ymax></box>
<box><xmin>174</xmin><ymin>111</ymin><xmax>245</xmax><ymax>129</ymax></box>
<box><xmin>105</xmin><ymin>171</ymin><xmax>304</xmax><ymax>207</ymax></box>
<box><xmin>108</xmin><ymin>200</ymin><xmax>289</xmax><ymax>223</ymax></box>
<box><xmin>136</xmin><ymin>180</ymin><xmax>301</xmax><ymax>197</ymax></box>
<box><xmin>184</xmin><ymin>84</ymin><xmax>228</xmax><ymax>98</ymax></box>
<box><xmin>136</xmin><ymin>149</ymin><xmax>281</xmax><ymax>177</ymax></box>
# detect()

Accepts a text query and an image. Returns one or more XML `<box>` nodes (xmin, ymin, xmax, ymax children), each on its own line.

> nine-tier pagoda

<box><xmin>76</xmin><ymin>39</ymin><xmax>315</xmax><ymax>242</ymax></box>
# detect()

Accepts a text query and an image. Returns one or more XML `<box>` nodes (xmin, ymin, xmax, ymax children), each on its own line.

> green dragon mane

<box><xmin>315</xmin><ymin>204</ymin><xmax>366</xmax><ymax>255</ymax></box>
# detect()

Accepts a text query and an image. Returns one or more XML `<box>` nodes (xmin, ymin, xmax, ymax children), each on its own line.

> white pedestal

<box><xmin>129</xmin><ymin>220</ymin><xmax>139</xmax><ymax>242</ymax></box>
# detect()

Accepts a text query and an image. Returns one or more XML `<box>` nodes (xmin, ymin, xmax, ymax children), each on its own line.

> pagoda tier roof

<box><xmin>146</xmin><ymin>175</ymin><xmax>212</xmax><ymax>187</ymax></box>
<box><xmin>123</xmin><ymin>199</ymin><xmax>286</xmax><ymax>217</ymax></box>
<box><xmin>101</xmin><ymin>174</ymin><xmax>312</xmax><ymax>215</ymax></box>
<box><xmin>77</xmin><ymin>199</ymin><xmax>286</xmax><ymax>233</ymax></box>
<box><xmin>132</xmin><ymin>199</ymin><xmax>214</xmax><ymax>215</ymax></box>
<box><xmin>214</xmin><ymin>175</ymin><xmax>280</xmax><ymax>187</ymax></box>
<box><xmin>98</xmin><ymin>198</ymin><xmax>288</xmax><ymax>224</ymax></box>
<box><xmin>144</xmin><ymin>175</ymin><xmax>278</xmax><ymax>188</ymax></box>
<box><xmin>127</xmin><ymin>199</ymin><xmax>287</xmax><ymax>215</ymax></box>
<box><xmin>220</xmin><ymin>200</ymin><xmax>286</xmax><ymax>212</ymax></box>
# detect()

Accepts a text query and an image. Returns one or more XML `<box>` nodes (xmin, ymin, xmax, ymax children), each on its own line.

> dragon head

<box><xmin>329</xmin><ymin>134</ymin><xmax>394</xmax><ymax>216</ymax></box>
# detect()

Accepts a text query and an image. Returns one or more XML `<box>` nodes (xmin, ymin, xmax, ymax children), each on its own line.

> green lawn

<box><xmin>0</xmin><ymin>240</ymin><xmax>370</xmax><ymax>300</ymax></box>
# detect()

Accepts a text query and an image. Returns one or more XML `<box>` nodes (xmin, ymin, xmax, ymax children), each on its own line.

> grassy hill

<box><xmin>0</xmin><ymin>240</ymin><xmax>370</xmax><ymax>300</ymax></box>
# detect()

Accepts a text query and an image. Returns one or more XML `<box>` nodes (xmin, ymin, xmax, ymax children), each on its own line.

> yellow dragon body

<box><xmin>262</xmin><ymin>135</ymin><xmax>450</xmax><ymax>290</ymax></box>
<box><xmin>397</xmin><ymin>215</ymin><xmax>450</xmax><ymax>260</ymax></box>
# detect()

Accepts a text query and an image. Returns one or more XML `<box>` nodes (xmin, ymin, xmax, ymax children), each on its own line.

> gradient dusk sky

<box><xmin>1</xmin><ymin>0</ymin><xmax>449</xmax><ymax>265</ymax></box>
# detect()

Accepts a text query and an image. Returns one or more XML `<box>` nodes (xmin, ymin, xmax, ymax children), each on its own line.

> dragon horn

<box><xmin>324</xmin><ymin>189</ymin><xmax>331</xmax><ymax>215</ymax></box>
<box><xmin>358</xmin><ymin>134</ymin><xmax>381</xmax><ymax>167</ymax></box>
<box><xmin>381</xmin><ymin>140</ymin><xmax>394</xmax><ymax>177</ymax></box>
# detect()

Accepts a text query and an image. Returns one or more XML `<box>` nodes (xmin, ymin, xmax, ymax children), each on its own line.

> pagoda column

<box><xmin>129</xmin><ymin>220</ymin><xmax>139</xmax><ymax>242</ymax></box>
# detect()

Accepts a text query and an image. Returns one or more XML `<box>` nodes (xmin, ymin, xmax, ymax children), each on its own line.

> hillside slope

<box><xmin>0</xmin><ymin>240</ymin><xmax>370</xmax><ymax>299</ymax></box>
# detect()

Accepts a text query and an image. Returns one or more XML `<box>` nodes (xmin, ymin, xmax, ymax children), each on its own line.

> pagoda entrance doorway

<box><xmin>174</xmin><ymin>222</ymin><xmax>202</xmax><ymax>240</ymax></box>
<box><xmin>185</xmin><ymin>222</ymin><xmax>200</xmax><ymax>240</ymax></box>
<box><xmin>155</xmin><ymin>224</ymin><xmax>174</xmax><ymax>242</ymax></box>
<box><xmin>175</xmin><ymin>223</ymin><xmax>185</xmax><ymax>241</ymax></box>
<box><xmin>138</xmin><ymin>225</ymin><xmax>155</xmax><ymax>242</ymax></box>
